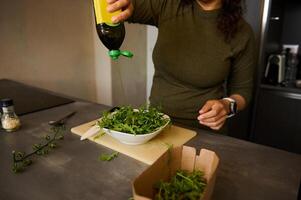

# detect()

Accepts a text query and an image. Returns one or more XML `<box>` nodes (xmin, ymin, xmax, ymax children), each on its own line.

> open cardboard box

<box><xmin>132</xmin><ymin>146</ymin><xmax>219</xmax><ymax>200</ymax></box>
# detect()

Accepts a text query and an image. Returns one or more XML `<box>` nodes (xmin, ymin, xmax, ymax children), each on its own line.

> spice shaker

<box><xmin>0</xmin><ymin>109</ymin><xmax>2</xmax><ymax>129</ymax></box>
<box><xmin>1</xmin><ymin>98</ymin><xmax>21</xmax><ymax>132</ymax></box>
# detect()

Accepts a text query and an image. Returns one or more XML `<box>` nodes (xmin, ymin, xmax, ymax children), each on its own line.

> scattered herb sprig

<box><xmin>99</xmin><ymin>151</ymin><xmax>119</xmax><ymax>161</ymax></box>
<box><xmin>93</xmin><ymin>131</ymin><xmax>106</xmax><ymax>141</ymax></box>
<box><xmin>98</xmin><ymin>106</ymin><xmax>170</xmax><ymax>135</ymax></box>
<box><xmin>12</xmin><ymin>125</ymin><xmax>66</xmax><ymax>173</ymax></box>
<box><xmin>154</xmin><ymin>170</ymin><xmax>207</xmax><ymax>200</ymax></box>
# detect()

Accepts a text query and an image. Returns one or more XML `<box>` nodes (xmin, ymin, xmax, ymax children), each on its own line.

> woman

<box><xmin>107</xmin><ymin>0</ymin><xmax>255</xmax><ymax>132</ymax></box>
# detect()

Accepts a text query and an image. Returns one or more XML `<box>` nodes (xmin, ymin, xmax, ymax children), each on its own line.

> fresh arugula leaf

<box><xmin>99</xmin><ymin>151</ymin><xmax>119</xmax><ymax>161</ymax></box>
<box><xmin>154</xmin><ymin>170</ymin><xmax>207</xmax><ymax>200</ymax></box>
<box><xmin>97</xmin><ymin>106</ymin><xmax>170</xmax><ymax>135</ymax></box>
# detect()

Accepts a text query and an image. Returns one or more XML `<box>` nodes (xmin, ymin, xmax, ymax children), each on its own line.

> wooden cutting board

<box><xmin>71</xmin><ymin>120</ymin><xmax>197</xmax><ymax>165</ymax></box>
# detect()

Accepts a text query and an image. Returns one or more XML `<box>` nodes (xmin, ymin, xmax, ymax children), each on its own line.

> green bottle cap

<box><xmin>109</xmin><ymin>50</ymin><xmax>120</xmax><ymax>60</ymax></box>
<box><xmin>120</xmin><ymin>50</ymin><xmax>134</xmax><ymax>58</ymax></box>
<box><xmin>108</xmin><ymin>50</ymin><xmax>134</xmax><ymax>60</ymax></box>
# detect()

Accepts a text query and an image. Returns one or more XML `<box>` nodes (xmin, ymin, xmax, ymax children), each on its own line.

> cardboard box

<box><xmin>132</xmin><ymin>146</ymin><xmax>219</xmax><ymax>200</ymax></box>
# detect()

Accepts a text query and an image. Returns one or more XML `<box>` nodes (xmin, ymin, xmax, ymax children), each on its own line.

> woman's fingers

<box><xmin>198</xmin><ymin>101</ymin><xmax>224</xmax><ymax>120</ymax></box>
<box><xmin>200</xmin><ymin>109</ymin><xmax>227</xmax><ymax>123</ymax></box>
<box><xmin>199</xmin><ymin>100</ymin><xmax>214</xmax><ymax>114</ymax></box>
<box><xmin>111</xmin><ymin>5</ymin><xmax>133</xmax><ymax>23</ymax></box>
<box><xmin>210</xmin><ymin>122</ymin><xmax>225</xmax><ymax>130</ymax></box>
<box><xmin>198</xmin><ymin>99</ymin><xmax>229</xmax><ymax>130</ymax></box>
<box><xmin>106</xmin><ymin>0</ymin><xmax>133</xmax><ymax>23</ymax></box>
<box><xmin>198</xmin><ymin>108</ymin><xmax>219</xmax><ymax>120</ymax></box>
<box><xmin>199</xmin><ymin>115</ymin><xmax>227</xmax><ymax>128</ymax></box>
<box><xmin>107</xmin><ymin>0</ymin><xmax>128</xmax><ymax>12</ymax></box>
<box><xmin>107</xmin><ymin>0</ymin><xmax>118</xmax><ymax>3</ymax></box>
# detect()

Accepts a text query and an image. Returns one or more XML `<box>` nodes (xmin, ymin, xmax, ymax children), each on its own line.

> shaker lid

<box><xmin>1</xmin><ymin>98</ymin><xmax>14</xmax><ymax>107</ymax></box>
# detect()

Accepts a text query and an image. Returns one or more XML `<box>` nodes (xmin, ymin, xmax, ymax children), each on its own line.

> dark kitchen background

<box><xmin>229</xmin><ymin>0</ymin><xmax>301</xmax><ymax>154</ymax></box>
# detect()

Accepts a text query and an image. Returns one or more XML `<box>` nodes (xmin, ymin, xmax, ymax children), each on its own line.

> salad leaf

<box><xmin>99</xmin><ymin>151</ymin><xmax>119</xmax><ymax>161</ymax></box>
<box><xmin>97</xmin><ymin>106</ymin><xmax>170</xmax><ymax>135</ymax></box>
<box><xmin>154</xmin><ymin>170</ymin><xmax>207</xmax><ymax>200</ymax></box>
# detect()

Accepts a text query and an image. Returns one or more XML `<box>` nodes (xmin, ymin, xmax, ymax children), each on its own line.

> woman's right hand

<box><xmin>107</xmin><ymin>0</ymin><xmax>133</xmax><ymax>23</ymax></box>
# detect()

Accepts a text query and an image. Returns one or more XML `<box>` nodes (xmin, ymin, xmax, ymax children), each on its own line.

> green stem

<box><xmin>12</xmin><ymin>127</ymin><xmax>62</xmax><ymax>163</ymax></box>
<box><xmin>176</xmin><ymin>172</ymin><xmax>194</xmax><ymax>185</ymax></box>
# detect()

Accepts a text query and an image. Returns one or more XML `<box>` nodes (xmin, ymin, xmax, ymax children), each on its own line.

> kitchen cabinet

<box><xmin>251</xmin><ymin>85</ymin><xmax>301</xmax><ymax>153</ymax></box>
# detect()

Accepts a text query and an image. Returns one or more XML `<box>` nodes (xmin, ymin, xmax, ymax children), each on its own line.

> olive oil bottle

<box><xmin>93</xmin><ymin>0</ymin><xmax>133</xmax><ymax>60</ymax></box>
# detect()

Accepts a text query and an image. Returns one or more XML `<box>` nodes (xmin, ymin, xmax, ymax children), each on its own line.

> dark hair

<box><xmin>180</xmin><ymin>0</ymin><xmax>244</xmax><ymax>42</ymax></box>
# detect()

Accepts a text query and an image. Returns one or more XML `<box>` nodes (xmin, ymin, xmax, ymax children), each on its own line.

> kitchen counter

<box><xmin>0</xmin><ymin>101</ymin><xmax>300</xmax><ymax>200</ymax></box>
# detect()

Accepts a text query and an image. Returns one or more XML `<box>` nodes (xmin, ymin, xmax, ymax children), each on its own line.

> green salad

<box><xmin>97</xmin><ymin>106</ymin><xmax>170</xmax><ymax>135</ymax></box>
<box><xmin>154</xmin><ymin>170</ymin><xmax>207</xmax><ymax>200</ymax></box>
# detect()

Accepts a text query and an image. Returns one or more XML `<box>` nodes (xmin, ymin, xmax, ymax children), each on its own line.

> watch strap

<box><xmin>222</xmin><ymin>97</ymin><xmax>237</xmax><ymax>118</ymax></box>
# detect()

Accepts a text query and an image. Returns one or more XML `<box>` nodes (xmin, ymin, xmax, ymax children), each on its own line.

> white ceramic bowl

<box><xmin>102</xmin><ymin>114</ymin><xmax>170</xmax><ymax>145</ymax></box>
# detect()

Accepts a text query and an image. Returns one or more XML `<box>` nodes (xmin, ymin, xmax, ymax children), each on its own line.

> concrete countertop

<box><xmin>0</xmin><ymin>101</ymin><xmax>300</xmax><ymax>200</ymax></box>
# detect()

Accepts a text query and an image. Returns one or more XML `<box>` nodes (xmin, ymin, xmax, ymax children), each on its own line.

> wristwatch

<box><xmin>223</xmin><ymin>97</ymin><xmax>237</xmax><ymax>118</ymax></box>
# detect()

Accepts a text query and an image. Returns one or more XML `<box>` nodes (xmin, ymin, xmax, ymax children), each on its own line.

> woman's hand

<box><xmin>107</xmin><ymin>0</ymin><xmax>133</xmax><ymax>23</ymax></box>
<box><xmin>197</xmin><ymin>99</ymin><xmax>230</xmax><ymax>130</ymax></box>
<box><xmin>198</xmin><ymin>95</ymin><xmax>246</xmax><ymax>130</ymax></box>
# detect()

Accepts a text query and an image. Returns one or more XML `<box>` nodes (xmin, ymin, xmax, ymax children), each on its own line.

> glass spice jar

<box><xmin>0</xmin><ymin>110</ymin><xmax>2</xmax><ymax>129</ymax></box>
<box><xmin>1</xmin><ymin>98</ymin><xmax>21</xmax><ymax>132</ymax></box>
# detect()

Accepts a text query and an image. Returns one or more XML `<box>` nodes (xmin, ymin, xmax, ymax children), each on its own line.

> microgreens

<box><xmin>97</xmin><ymin>106</ymin><xmax>170</xmax><ymax>135</ymax></box>
<box><xmin>154</xmin><ymin>170</ymin><xmax>207</xmax><ymax>200</ymax></box>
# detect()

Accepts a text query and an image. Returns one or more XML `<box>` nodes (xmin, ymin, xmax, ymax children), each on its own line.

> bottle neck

<box><xmin>2</xmin><ymin>106</ymin><xmax>15</xmax><ymax>114</ymax></box>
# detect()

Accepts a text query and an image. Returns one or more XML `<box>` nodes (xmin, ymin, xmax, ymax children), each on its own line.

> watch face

<box><xmin>230</xmin><ymin>101</ymin><xmax>237</xmax><ymax>114</ymax></box>
<box><xmin>233</xmin><ymin>102</ymin><xmax>237</xmax><ymax>114</ymax></box>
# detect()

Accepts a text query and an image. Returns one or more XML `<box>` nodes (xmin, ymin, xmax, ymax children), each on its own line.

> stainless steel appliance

<box><xmin>264</xmin><ymin>54</ymin><xmax>286</xmax><ymax>84</ymax></box>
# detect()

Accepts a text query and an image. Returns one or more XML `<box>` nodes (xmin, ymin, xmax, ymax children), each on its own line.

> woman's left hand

<box><xmin>197</xmin><ymin>99</ymin><xmax>230</xmax><ymax>130</ymax></box>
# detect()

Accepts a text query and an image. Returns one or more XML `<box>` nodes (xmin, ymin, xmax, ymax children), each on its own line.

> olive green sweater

<box><xmin>128</xmin><ymin>0</ymin><xmax>255</xmax><ymax>126</ymax></box>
